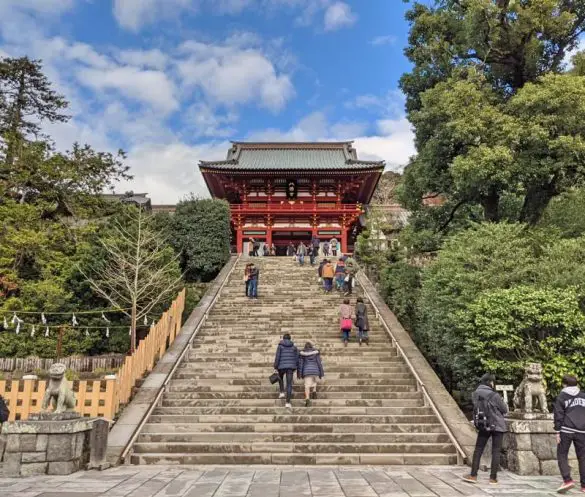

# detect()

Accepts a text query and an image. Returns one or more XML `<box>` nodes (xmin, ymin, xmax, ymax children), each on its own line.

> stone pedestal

<box><xmin>502</xmin><ymin>413</ymin><xmax>578</xmax><ymax>476</ymax></box>
<box><xmin>0</xmin><ymin>413</ymin><xmax>109</xmax><ymax>477</ymax></box>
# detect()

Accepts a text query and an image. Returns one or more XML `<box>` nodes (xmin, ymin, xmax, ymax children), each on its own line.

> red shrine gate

<box><xmin>199</xmin><ymin>142</ymin><xmax>384</xmax><ymax>254</ymax></box>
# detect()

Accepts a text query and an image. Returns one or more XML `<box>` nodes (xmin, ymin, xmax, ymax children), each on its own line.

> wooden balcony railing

<box><xmin>231</xmin><ymin>203</ymin><xmax>362</xmax><ymax>214</ymax></box>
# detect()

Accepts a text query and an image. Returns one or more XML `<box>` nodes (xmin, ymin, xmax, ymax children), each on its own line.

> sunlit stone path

<box><xmin>0</xmin><ymin>465</ymin><xmax>568</xmax><ymax>497</ymax></box>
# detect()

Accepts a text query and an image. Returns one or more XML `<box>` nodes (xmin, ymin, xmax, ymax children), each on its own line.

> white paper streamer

<box><xmin>30</xmin><ymin>325</ymin><xmax>36</xmax><ymax>337</ymax></box>
<box><xmin>144</xmin><ymin>315</ymin><xmax>148</xmax><ymax>326</ymax></box>
<box><xmin>72</xmin><ymin>313</ymin><xmax>78</xmax><ymax>326</ymax></box>
<box><xmin>3</xmin><ymin>317</ymin><xmax>7</xmax><ymax>328</ymax></box>
<box><xmin>101</xmin><ymin>312</ymin><xmax>110</xmax><ymax>323</ymax></box>
<box><xmin>11</xmin><ymin>313</ymin><xmax>17</xmax><ymax>324</ymax></box>
<box><xmin>128</xmin><ymin>326</ymin><xmax>132</xmax><ymax>336</ymax></box>
<box><xmin>15</xmin><ymin>320</ymin><xmax>20</xmax><ymax>334</ymax></box>
<box><xmin>45</xmin><ymin>326</ymin><xmax>50</xmax><ymax>337</ymax></box>
<box><xmin>85</xmin><ymin>328</ymin><xmax>90</xmax><ymax>337</ymax></box>
<box><xmin>106</xmin><ymin>328</ymin><xmax>110</xmax><ymax>338</ymax></box>
<box><xmin>41</xmin><ymin>313</ymin><xmax>47</xmax><ymax>325</ymax></box>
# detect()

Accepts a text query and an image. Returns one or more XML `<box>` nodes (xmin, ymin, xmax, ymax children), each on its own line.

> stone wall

<box><xmin>0</xmin><ymin>415</ymin><xmax>98</xmax><ymax>476</ymax></box>
<box><xmin>501</xmin><ymin>414</ymin><xmax>577</xmax><ymax>476</ymax></box>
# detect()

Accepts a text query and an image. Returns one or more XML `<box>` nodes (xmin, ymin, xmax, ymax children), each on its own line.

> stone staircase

<box><xmin>130</xmin><ymin>257</ymin><xmax>458</xmax><ymax>465</ymax></box>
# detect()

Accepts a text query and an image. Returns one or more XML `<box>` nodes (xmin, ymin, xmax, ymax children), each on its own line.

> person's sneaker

<box><xmin>285</xmin><ymin>402</ymin><xmax>292</xmax><ymax>409</ymax></box>
<box><xmin>278</xmin><ymin>392</ymin><xmax>285</xmax><ymax>399</ymax></box>
<box><xmin>305</xmin><ymin>399</ymin><xmax>311</xmax><ymax>407</ymax></box>
<box><xmin>462</xmin><ymin>475</ymin><xmax>477</xmax><ymax>484</ymax></box>
<box><xmin>489</xmin><ymin>479</ymin><xmax>498</xmax><ymax>485</ymax></box>
<box><xmin>311</xmin><ymin>391</ymin><xmax>317</xmax><ymax>400</ymax></box>
<box><xmin>557</xmin><ymin>480</ymin><xmax>575</xmax><ymax>493</ymax></box>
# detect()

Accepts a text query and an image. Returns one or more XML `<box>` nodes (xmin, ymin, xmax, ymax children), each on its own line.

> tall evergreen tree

<box><xmin>0</xmin><ymin>56</ymin><xmax>69</xmax><ymax>168</ymax></box>
<box><xmin>399</xmin><ymin>1</ymin><xmax>585</xmax><ymax>243</ymax></box>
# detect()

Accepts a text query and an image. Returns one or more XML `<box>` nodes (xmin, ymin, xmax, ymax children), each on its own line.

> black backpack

<box><xmin>0</xmin><ymin>395</ymin><xmax>9</xmax><ymax>423</ymax></box>
<box><xmin>473</xmin><ymin>391</ymin><xmax>496</xmax><ymax>431</ymax></box>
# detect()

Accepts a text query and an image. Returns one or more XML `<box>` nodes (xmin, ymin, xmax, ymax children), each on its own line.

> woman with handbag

<box><xmin>339</xmin><ymin>298</ymin><xmax>353</xmax><ymax>347</ymax></box>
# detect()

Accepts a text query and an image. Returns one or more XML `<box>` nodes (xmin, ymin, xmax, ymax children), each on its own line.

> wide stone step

<box><xmin>170</xmin><ymin>377</ymin><xmax>416</xmax><ymax>386</ymax></box>
<box><xmin>130</xmin><ymin>452</ymin><xmax>458</xmax><ymax>466</ymax></box>
<box><xmin>132</xmin><ymin>441</ymin><xmax>457</xmax><ymax>455</ymax></box>
<box><xmin>172</xmin><ymin>372</ymin><xmax>412</xmax><ymax>379</ymax></box>
<box><xmin>185</xmin><ymin>356</ymin><xmax>400</xmax><ymax>363</ymax></box>
<box><xmin>159</xmin><ymin>398</ymin><xmax>425</xmax><ymax>407</ymax></box>
<box><xmin>137</xmin><ymin>432</ymin><xmax>450</xmax><ymax>444</ymax></box>
<box><xmin>162</xmin><ymin>391</ymin><xmax>422</xmax><ymax>399</ymax></box>
<box><xmin>179</xmin><ymin>360</ymin><xmax>410</xmax><ymax>370</ymax></box>
<box><xmin>147</xmin><ymin>414</ymin><xmax>438</xmax><ymax>424</ymax></box>
<box><xmin>139</xmin><ymin>422</ymin><xmax>445</xmax><ymax>434</ymax></box>
<box><xmin>154</xmin><ymin>406</ymin><xmax>433</xmax><ymax>415</ymax></box>
<box><xmin>166</xmin><ymin>384</ymin><xmax>416</xmax><ymax>393</ymax></box>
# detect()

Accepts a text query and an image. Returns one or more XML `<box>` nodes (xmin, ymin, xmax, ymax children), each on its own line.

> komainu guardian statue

<box><xmin>513</xmin><ymin>362</ymin><xmax>549</xmax><ymax>413</ymax></box>
<box><xmin>42</xmin><ymin>363</ymin><xmax>76</xmax><ymax>413</ymax></box>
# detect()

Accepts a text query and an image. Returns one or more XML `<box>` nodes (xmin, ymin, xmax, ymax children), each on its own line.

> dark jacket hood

<box><xmin>279</xmin><ymin>339</ymin><xmax>294</xmax><ymax>347</ymax></box>
<box><xmin>300</xmin><ymin>349</ymin><xmax>319</xmax><ymax>357</ymax></box>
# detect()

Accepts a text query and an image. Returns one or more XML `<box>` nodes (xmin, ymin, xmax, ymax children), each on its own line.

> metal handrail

<box><xmin>120</xmin><ymin>254</ymin><xmax>242</xmax><ymax>462</ymax></box>
<box><xmin>357</xmin><ymin>273</ymin><xmax>467</xmax><ymax>464</ymax></box>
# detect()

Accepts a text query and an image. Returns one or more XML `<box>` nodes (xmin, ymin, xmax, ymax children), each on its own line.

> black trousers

<box><xmin>558</xmin><ymin>431</ymin><xmax>585</xmax><ymax>486</ymax></box>
<box><xmin>278</xmin><ymin>369</ymin><xmax>294</xmax><ymax>402</ymax></box>
<box><xmin>471</xmin><ymin>430</ymin><xmax>503</xmax><ymax>479</ymax></box>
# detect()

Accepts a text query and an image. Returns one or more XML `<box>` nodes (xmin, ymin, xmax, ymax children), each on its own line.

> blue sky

<box><xmin>0</xmin><ymin>0</ymin><xmax>419</xmax><ymax>203</ymax></box>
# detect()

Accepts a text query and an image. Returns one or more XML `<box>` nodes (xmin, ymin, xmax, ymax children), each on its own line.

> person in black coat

<box><xmin>273</xmin><ymin>334</ymin><xmax>299</xmax><ymax>408</ymax></box>
<box><xmin>553</xmin><ymin>375</ymin><xmax>585</xmax><ymax>493</ymax></box>
<box><xmin>463</xmin><ymin>373</ymin><xmax>508</xmax><ymax>485</ymax></box>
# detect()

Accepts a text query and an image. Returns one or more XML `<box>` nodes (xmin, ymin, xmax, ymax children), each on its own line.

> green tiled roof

<box><xmin>199</xmin><ymin>142</ymin><xmax>385</xmax><ymax>171</ymax></box>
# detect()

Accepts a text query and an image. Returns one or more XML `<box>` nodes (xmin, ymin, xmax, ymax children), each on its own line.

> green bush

<box><xmin>170</xmin><ymin>197</ymin><xmax>231</xmax><ymax>282</ymax></box>
<box><xmin>460</xmin><ymin>286</ymin><xmax>585</xmax><ymax>397</ymax></box>
<box><xmin>416</xmin><ymin>223</ymin><xmax>542</xmax><ymax>393</ymax></box>
<box><xmin>380</xmin><ymin>262</ymin><xmax>421</xmax><ymax>332</ymax></box>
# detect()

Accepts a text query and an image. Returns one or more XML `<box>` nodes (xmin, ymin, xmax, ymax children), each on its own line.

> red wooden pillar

<box><xmin>236</xmin><ymin>228</ymin><xmax>243</xmax><ymax>254</ymax></box>
<box><xmin>341</xmin><ymin>228</ymin><xmax>348</xmax><ymax>254</ymax></box>
<box><xmin>266</xmin><ymin>228</ymin><xmax>272</xmax><ymax>248</ymax></box>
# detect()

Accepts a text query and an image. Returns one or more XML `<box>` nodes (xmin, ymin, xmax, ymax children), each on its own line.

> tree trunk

<box><xmin>520</xmin><ymin>180</ymin><xmax>557</xmax><ymax>225</ymax></box>
<box><xmin>130</xmin><ymin>302</ymin><xmax>137</xmax><ymax>355</ymax></box>
<box><xmin>481</xmin><ymin>187</ymin><xmax>500</xmax><ymax>222</ymax></box>
<box><xmin>5</xmin><ymin>69</ymin><xmax>26</xmax><ymax>167</ymax></box>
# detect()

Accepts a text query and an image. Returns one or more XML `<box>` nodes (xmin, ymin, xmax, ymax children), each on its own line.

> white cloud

<box><xmin>354</xmin><ymin>118</ymin><xmax>415</xmax><ymax>169</ymax></box>
<box><xmin>182</xmin><ymin>102</ymin><xmax>238</xmax><ymax>138</ymax></box>
<box><xmin>113</xmin><ymin>0</ymin><xmax>193</xmax><ymax>32</ymax></box>
<box><xmin>116</xmin><ymin>141</ymin><xmax>231</xmax><ymax>203</ymax></box>
<box><xmin>346</xmin><ymin>90</ymin><xmax>405</xmax><ymax>117</ymax></box>
<box><xmin>112</xmin><ymin>0</ymin><xmax>356</xmax><ymax>32</ymax></box>
<box><xmin>76</xmin><ymin>66</ymin><xmax>178</xmax><ymax>114</ymax></box>
<box><xmin>324</xmin><ymin>2</ymin><xmax>356</xmax><ymax>31</ymax></box>
<box><xmin>178</xmin><ymin>40</ymin><xmax>295</xmax><ymax>112</ymax></box>
<box><xmin>370</xmin><ymin>35</ymin><xmax>397</xmax><ymax>46</ymax></box>
<box><xmin>0</xmin><ymin>0</ymin><xmax>75</xmax><ymax>15</ymax></box>
<box><xmin>116</xmin><ymin>48</ymin><xmax>168</xmax><ymax>70</ymax></box>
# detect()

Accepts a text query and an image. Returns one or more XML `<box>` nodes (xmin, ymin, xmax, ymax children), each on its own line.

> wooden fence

<box><xmin>0</xmin><ymin>354</ymin><xmax>126</xmax><ymax>373</ymax></box>
<box><xmin>0</xmin><ymin>289</ymin><xmax>186</xmax><ymax>422</ymax></box>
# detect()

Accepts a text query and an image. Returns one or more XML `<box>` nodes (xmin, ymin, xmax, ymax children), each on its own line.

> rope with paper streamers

<box><xmin>0</xmin><ymin>307</ymin><xmax>156</xmax><ymax>339</ymax></box>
